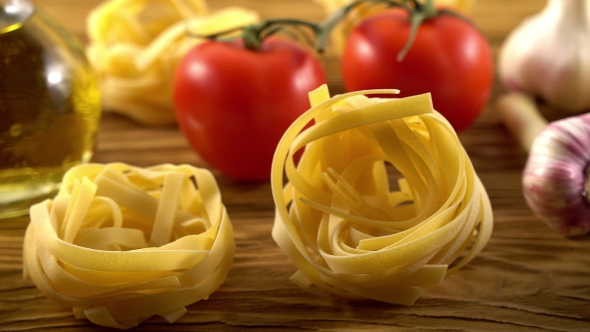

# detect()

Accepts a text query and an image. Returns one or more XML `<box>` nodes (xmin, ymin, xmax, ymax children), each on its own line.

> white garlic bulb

<box><xmin>498</xmin><ymin>0</ymin><xmax>590</xmax><ymax>114</ymax></box>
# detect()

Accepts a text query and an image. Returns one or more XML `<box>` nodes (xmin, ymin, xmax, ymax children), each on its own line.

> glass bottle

<box><xmin>0</xmin><ymin>0</ymin><xmax>101</xmax><ymax>218</ymax></box>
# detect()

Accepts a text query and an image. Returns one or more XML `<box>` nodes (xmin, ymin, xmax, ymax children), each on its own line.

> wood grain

<box><xmin>3</xmin><ymin>0</ymin><xmax>590</xmax><ymax>331</ymax></box>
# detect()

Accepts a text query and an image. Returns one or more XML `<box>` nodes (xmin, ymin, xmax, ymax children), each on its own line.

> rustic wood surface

<box><xmin>2</xmin><ymin>0</ymin><xmax>590</xmax><ymax>331</ymax></box>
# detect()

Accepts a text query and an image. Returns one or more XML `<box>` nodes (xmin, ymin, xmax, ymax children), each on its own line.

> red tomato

<box><xmin>173</xmin><ymin>37</ymin><xmax>326</xmax><ymax>181</ymax></box>
<box><xmin>342</xmin><ymin>8</ymin><xmax>493</xmax><ymax>131</ymax></box>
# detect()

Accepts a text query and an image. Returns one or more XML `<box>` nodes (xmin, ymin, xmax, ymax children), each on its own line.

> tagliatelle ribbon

<box><xmin>22</xmin><ymin>163</ymin><xmax>234</xmax><ymax>329</ymax></box>
<box><xmin>271</xmin><ymin>85</ymin><xmax>493</xmax><ymax>305</ymax></box>
<box><xmin>86</xmin><ymin>0</ymin><xmax>259</xmax><ymax>125</ymax></box>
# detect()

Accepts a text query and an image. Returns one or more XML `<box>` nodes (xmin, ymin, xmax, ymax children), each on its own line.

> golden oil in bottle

<box><xmin>0</xmin><ymin>0</ymin><xmax>101</xmax><ymax>218</ymax></box>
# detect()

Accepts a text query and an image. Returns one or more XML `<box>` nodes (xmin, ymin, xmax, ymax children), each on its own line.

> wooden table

<box><xmin>3</xmin><ymin>0</ymin><xmax>590</xmax><ymax>331</ymax></box>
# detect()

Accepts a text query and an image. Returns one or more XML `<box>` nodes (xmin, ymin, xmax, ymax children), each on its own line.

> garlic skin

<box><xmin>522</xmin><ymin>113</ymin><xmax>590</xmax><ymax>237</ymax></box>
<box><xmin>499</xmin><ymin>0</ymin><xmax>590</xmax><ymax>113</ymax></box>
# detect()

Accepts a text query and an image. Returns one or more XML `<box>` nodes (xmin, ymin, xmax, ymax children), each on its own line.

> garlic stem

<box><xmin>495</xmin><ymin>92</ymin><xmax>547</xmax><ymax>153</ymax></box>
<box><xmin>550</xmin><ymin>0</ymin><xmax>590</xmax><ymax>24</ymax></box>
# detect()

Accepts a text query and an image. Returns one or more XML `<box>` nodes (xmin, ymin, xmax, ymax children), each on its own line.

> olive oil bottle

<box><xmin>0</xmin><ymin>0</ymin><xmax>101</xmax><ymax>218</ymax></box>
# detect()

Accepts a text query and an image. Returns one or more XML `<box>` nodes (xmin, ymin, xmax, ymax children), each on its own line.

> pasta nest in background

<box><xmin>86</xmin><ymin>0</ymin><xmax>259</xmax><ymax>125</ymax></box>
<box><xmin>23</xmin><ymin>163</ymin><xmax>234</xmax><ymax>329</ymax></box>
<box><xmin>271</xmin><ymin>85</ymin><xmax>493</xmax><ymax>305</ymax></box>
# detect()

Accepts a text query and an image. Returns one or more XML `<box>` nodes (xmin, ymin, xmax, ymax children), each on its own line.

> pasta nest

<box><xmin>23</xmin><ymin>163</ymin><xmax>233</xmax><ymax>329</ymax></box>
<box><xmin>86</xmin><ymin>0</ymin><xmax>259</xmax><ymax>125</ymax></box>
<box><xmin>271</xmin><ymin>85</ymin><xmax>493</xmax><ymax>305</ymax></box>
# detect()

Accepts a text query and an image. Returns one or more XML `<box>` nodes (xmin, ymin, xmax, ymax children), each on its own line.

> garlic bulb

<box><xmin>496</xmin><ymin>91</ymin><xmax>590</xmax><ymax>237</ymax></box>
<box><xmin>522</xmin><ymin>113</ymin><xmax>590</xmax><ymax>237</ymax></box>
<box><xmin>498</xmin><ymin>0</ymin><xmax>590</xmax><ymax>114</ymax></box>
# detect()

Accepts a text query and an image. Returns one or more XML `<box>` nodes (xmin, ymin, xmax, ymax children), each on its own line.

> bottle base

<box><xmin>0</xmin><ymin>183</ymin><xmax>60</xmax><ymax>219</ymax></box>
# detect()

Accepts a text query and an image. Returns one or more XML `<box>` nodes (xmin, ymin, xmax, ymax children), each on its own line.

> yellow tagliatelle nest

<box><xmin>271</xmin><ymin>85</ymin><xmax>493</xmax><ymax>305</ymax></box>
<box><xmin>22</xmin><ymin>163</ymin><xmax>234</xmax><ymax>329</ymax></box>
<box><xmin>86</xmin><ymin>0</ymin><xmax>259</xmax><ymax>125</ymax></box>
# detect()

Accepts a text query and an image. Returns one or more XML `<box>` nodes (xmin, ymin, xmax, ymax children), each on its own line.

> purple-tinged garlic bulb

<box><xmin>522</xmin><ymin>113</ymin><xmax>590</xmax><ymax>237</ymax></box>
<box><xmin>497</xmin><ymin>91</ymin><xmax>590</xmax><ymax>237</ymax></box>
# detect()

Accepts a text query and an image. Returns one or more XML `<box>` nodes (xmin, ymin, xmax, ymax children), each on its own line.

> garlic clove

<box><xmin>499</xmin><ymin>0</ymin><xmax>590</xmax><ymax>114</ymax></box>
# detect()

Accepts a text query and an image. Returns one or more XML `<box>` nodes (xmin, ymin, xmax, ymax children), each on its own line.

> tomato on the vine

<box><xmin>341</xmin><ymin>4</ymin><xmax>493</xmax><ymax>132</ymax></box>
<box><xmin>173</xmin><ymin>36</ymin><xmax>326</xmax><ymax>181</ymax></box>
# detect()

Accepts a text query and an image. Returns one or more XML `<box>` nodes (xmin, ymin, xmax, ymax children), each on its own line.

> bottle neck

<box><xmin>0</xmin><ymin>0</ymin><xmax>34</xmax><ymax>34</ymax></box>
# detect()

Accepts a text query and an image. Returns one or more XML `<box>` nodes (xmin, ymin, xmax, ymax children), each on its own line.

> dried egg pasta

<box><xmin>23</xmin><ymin>163</ymin><xmax>234</xmax><ymax>329</ymax></box>
<box><xmin>271</xmin><ymin>85</ymin><xmax>493</xmax><ymax>305</ymax></box>
<box><xmin>86</xmin><ymin>0</ymin><xmax>259</xmax><ymax>125</ymax></box>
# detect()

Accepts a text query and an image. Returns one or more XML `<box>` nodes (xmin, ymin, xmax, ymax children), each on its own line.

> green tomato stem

<box><xmin>190</xmin><ymin>0</ymin><xmax>475</xmax><ymax>57</ymax></box>
<box><xmin>317</xmin><ymin>0</ymin><xmax>403</xmax><ymax>52</ymax></box>
<box><xmin>397</xmin><ymin>0</ymin><xmax>438</xmax><ymax>61</ymax></box>
<box><xmin>397</xmin><ymin>12</ymin><xmax>424</xmax><ymax>61</ymax></box>
<box><xmin>318</xmin><ymin>0</ymin><xmax>475</xmax><ymax>61</ymax></box>
<box><xmin>185</xmin><ymin>19</ymin><xmax>324</xmax><ymax>53</ymax></box>
<box><xmin>241</xmin><ymin>19</ymin><xmax>323</xmax><ymax>51</ymax></box>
